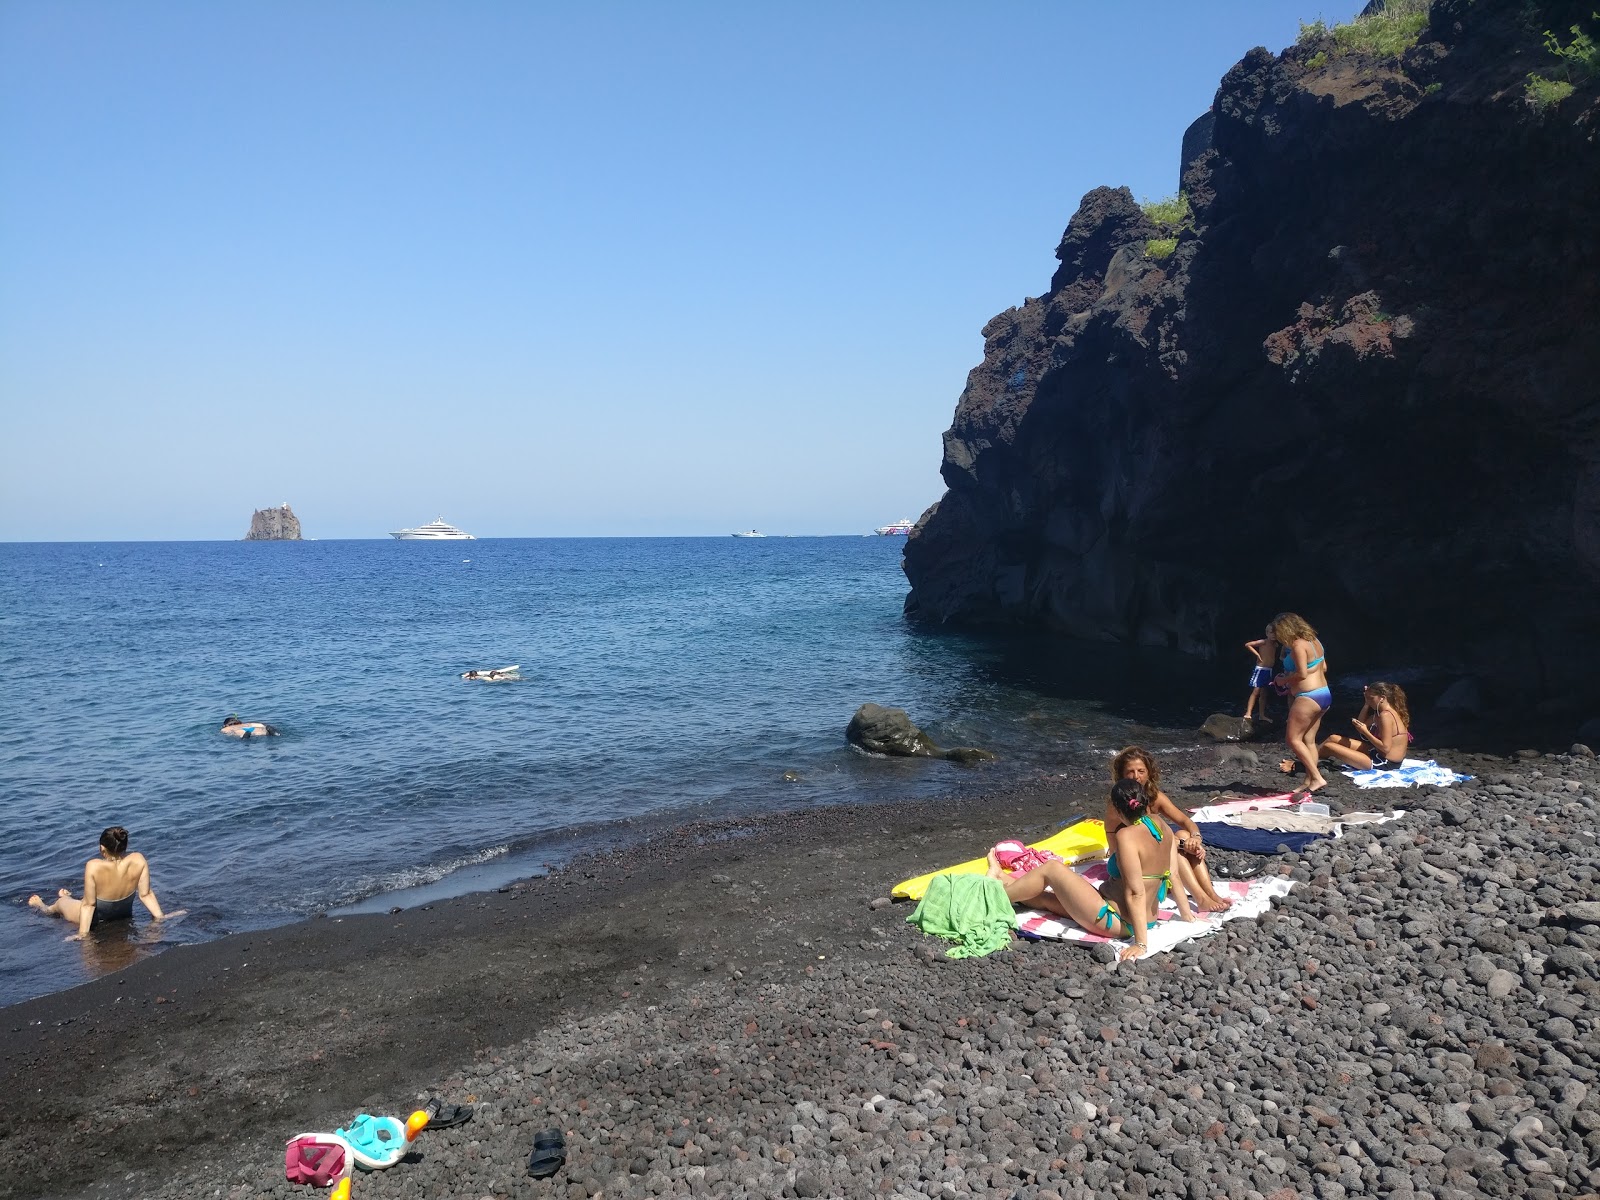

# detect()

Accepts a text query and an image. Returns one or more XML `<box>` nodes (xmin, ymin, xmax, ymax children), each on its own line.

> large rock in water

<box><xmin>244</xmin><ymin>504</ymin><xmax>303</xmax><ymax>541</ymax></box>
<box><xmin>846</xmin><ymin>704</ymin><xmax>994</xmax><ymax>764</ymax></box>
<box><xmin>903</xmin><ymin>0</ymin><xmax>1600</xmax><ymax>710</ymax></box>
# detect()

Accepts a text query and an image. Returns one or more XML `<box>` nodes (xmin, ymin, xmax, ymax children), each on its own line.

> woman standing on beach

<box><xmin>28</xmin><ymin>826</ymin><xmax>180</xmax><ymax>941</ymax></box>
<box><xmin>1108</xmin><ymin>747</ymin><xmax>1231</xmax><ymax>912</ymax></box>
<box><xmin>1317</xmin><ymin>682</ymin><xmax>1411</xmax><ymax>770</ymax></box>
<box><xmin>1271</xmin><ymin>612</ymin><xmax>1331</xmax><ymax>795</ymax></box>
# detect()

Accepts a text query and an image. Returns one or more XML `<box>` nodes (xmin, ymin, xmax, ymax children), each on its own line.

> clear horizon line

<box><xmin>0</xmin><ymin>532</ymin><xmax>915</xmax><ymax>545</ymax></box>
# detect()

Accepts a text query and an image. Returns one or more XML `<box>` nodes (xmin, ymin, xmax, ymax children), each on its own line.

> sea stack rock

<box><xmin>244</xmin><ymin>503</ymin><xmax>303</xmax><ymax>541</ymax></box>
<box><xmin>903</xmin><ymin>0</ymin><xmax>1600</xmax><ymax>710</ymax></box>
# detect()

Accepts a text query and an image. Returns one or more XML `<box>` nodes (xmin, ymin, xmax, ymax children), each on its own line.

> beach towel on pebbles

<box><xmin>1193</xmin><ymin>824</ymin><xmax>1328</xmax><ymax>853</ymax></box>
<box><xmin>1012</xmin><ymin>860</ymin><xmax>1295</xmax><ymax>957</ymax></box>
<box><xmin>1187</xmin><ymin>793</ymin><xmax>1406</xmax><ymax>841</ymax></box>
<box><xmin>1185</xmin><ymin>793</ymin><xmax>1296</xmax><ymax>823</ymax></box>
<box><xmin>1343</xmin><ymin>758</ymin><xmax>1474</xmax><ymax>788</ymax></box>
<box><xmin>905</xmin><ymin>874</ymin><xmax>1017</xmax><ymax>959</ymax></box>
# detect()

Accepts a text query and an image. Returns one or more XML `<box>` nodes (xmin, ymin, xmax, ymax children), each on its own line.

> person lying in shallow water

<box><xmin>221</xmin><ymin>715</ymin><xmax>278</xmax><ymax>737</ymax></box>
<box><xmin>1108</xmin><ymin>746</ymin><xmax>1232</xmax><ymax>913</ymax></box>
<box><xmin>28</xmin><ymin>825</ymin><xmax>183</xmax><ymax>941</ymax></box>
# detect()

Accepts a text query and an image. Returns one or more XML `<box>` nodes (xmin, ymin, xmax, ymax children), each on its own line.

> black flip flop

<box><xmin>425</xmin><ymin>1101</ymin><xmax>473</xmax><ymax>1130</ymax></box>
<box><xmin>528</xmin><ymin>1128</ymin><xmax>565</xmax><ymax>1178</ymax></box>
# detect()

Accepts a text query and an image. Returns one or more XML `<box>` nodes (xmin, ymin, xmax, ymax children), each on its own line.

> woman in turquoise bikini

<box><xmin>1100</xmin><ymin>779</ymin><xmax>1195</xmax><ymax>958</ymax></box>
<box><xmin>1109</xmin><ymin>747</ymin><xmax>1231</xmax><ymax>912</ymax></box>
<box><xmin>985</xmin><ymin>781</ymin><xmax>1189</xmax><ymax>962</ymax></box>
<box><xmin>1271</xmin><ymin>611</ymin><xmax>1331</xmax><ymax>794</ymax></box>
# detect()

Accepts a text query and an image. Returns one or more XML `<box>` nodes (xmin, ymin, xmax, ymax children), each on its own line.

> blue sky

<box><xmin>0</xmin><ymin>1</ymin><xmax>1362</xmax><ymax>540</ymax></box>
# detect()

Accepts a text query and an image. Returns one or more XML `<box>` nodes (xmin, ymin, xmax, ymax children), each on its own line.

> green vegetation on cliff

<box><xmin>1140</xmin><ymin>193</ymin><xmax>1188</xmax><ymax>261</ymax></box>
<box><xmin>1526</xmin><ymin>14</ymin><xmax>1599</xmax><ymax>110</ymax></box>
<box><xmin>1298</xmin><ymin>0</ymin><xmax>1433</xmax><ymax>66</ymax></box>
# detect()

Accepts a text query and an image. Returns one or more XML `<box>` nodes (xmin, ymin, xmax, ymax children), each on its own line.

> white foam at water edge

<box><xmin>343</xmin><ymin>843</ymin><xmax>512</xmax><ymax>904</ymax></box>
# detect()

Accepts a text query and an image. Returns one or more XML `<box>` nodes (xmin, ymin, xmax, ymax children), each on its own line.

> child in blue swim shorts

<box><xmin>1243</xmin><ymin>628</ymin><xmax>1278</xmax><ymax>723</ymax></box>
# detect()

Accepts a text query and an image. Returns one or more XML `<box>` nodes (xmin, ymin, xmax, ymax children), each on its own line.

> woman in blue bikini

<box><xmin>1270</xmin><ymin>612</ymin><xmax>1331</xmax><ymax>794</ymax></box>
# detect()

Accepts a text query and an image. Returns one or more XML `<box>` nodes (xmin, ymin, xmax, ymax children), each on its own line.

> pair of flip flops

<box><xmin>528</xmin><ymin>1129</ymin><xmax>565</xmax><ymax>1178</ymax></box>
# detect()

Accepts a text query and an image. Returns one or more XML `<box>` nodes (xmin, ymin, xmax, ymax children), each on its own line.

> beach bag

<box><xmin>284</xmin><ymin>1133</ymin><xmax>353</xmax><ymax>1186</ymax></box>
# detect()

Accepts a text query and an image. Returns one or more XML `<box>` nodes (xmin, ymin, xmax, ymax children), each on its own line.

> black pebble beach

<box><xmin>3</xmin><ymin>745</ymin><xmax>1599</xmax><ymax>1199</ymax></box>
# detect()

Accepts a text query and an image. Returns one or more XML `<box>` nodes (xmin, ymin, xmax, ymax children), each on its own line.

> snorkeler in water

<box><xmin>221</xmin><ymin>715</ymin><xmax>279</xmax><ymax>738</ymax></box>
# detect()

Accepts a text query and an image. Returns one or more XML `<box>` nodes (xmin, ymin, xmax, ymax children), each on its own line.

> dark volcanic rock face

<box><xmin>904</xmin><ymin>0</ymin><xmax>1600</xmax><ymax>706</ymax></box>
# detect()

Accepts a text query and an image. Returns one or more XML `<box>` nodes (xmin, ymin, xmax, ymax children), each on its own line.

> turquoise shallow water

<box><xmin>0</xmin><ymin>537</ymin><xmax>1219</xmax><ymax>1005</ymax></box>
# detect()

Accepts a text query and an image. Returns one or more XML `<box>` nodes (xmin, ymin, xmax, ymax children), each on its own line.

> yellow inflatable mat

<box><xmin>891</xmin><ymin>818</ymin><xmax>1108</xmax><ymax>901</ymax></box>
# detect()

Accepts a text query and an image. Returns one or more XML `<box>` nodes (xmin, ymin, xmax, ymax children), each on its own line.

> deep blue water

<box><xmin>0</xmin><ymin>537</ymin><xmax>1219</xmax><ymax>1006</ymax></box>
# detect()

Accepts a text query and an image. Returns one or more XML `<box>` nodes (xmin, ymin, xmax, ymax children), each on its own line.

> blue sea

<box><xmin>0</xmin><ymin>537</ymin><xmax>1220</xmax><ymax>1006</ymax></box>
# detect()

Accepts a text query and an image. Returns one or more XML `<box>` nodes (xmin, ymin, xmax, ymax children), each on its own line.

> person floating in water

<box><xmin>221</xmin><ymin>715</ymin><xmax>278</xmax><ymax>738</ymax></box>
<box><xmin>28</xmin><ymin>826</ymin><xmax>183</xmax><ymax>941</ymax></box>
<box><xmin>461</xmin><ymin>665</ymin><xmax>519</xmax><ymax>680</ymax></box>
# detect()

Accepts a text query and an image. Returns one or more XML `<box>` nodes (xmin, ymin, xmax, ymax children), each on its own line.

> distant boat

<box><xmin>874</xmin><ymin>518</ymin><xmax>915</xmax><ymax>536</ymax></box>
<box><xmin>391</xmin><ymin>518</ymin><xmax>476</xmax><ymax>540</ymax></box>
<box><xmin>731</xmin><ymin>530</ymin><xmax>767</xmax><ymax>538</ymax></box>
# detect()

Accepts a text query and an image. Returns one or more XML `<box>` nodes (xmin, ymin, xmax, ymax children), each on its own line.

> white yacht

<box><xmin>731</xmin><ymin>530</ymin><xmax>767</xmax><ymax>538</ymax></box>
<box><xmin>874</xmin><ymin>518</ymin><xmax>915</xmax><ymax>536</ymax></box>
<box><xmin>390</xmin><ymin>518</ymin><xmax>476</xmax><ymax>540</ymax></box>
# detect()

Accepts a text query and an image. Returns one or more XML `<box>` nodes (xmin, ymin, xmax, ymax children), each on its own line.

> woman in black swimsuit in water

<box><xmin>28</xmin><ymin>826</ymin><xmax>181</xmax><ymax>940</ymax></box>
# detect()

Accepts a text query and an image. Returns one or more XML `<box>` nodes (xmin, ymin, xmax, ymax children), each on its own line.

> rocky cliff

<box><xmin>904</xmin><ymin>0</ymin><xmax>1600</xmax><ymax>713</ymax></box>
<box><xmin>243</xmin><ymin>504</ymin><xmax>303</xmax><ymax>541</ymax></box>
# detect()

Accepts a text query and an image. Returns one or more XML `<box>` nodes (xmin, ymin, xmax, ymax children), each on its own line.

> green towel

<box><xmin>905</xmin><ymin>873</ymin><xmax>1017</xmax><ymax>959</ymax></box>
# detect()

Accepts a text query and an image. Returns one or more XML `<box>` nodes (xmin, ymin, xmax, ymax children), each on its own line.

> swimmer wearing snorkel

<box><xmin>221</xmin><ymin>715</ymin><xmax>279</xmax><ymax>738</ymax></box>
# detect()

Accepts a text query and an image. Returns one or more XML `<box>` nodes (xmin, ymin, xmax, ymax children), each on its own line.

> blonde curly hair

<box><xmin>1270</xmin><ymin>612</ymin><xmax>1318</xmax><ymax>645</ymax></box>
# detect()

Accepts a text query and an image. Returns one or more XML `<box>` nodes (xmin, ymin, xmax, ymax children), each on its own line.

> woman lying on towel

<box><xmin>988</xmin><ymin>780</ymin><xmax>1194</xmax><ymax>962</ymax></box>
<box><xmin>1316</xmin><ymin>682</ymin><xmax>1412</xmax><ymax>770</ymax></box>
<box><xmin>1110</xmin><ymin>747</ymin><xmax>1232</xmax><ymax>912</ymax></box>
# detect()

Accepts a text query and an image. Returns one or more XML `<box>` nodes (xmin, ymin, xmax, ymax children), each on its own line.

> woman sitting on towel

<box><xmin>1270</xmin><ymin>612</ymin><xmax>1331</xmax><ymax>795</ymax></box>
<box><xmin>28</xmin><ymin>826</ymin><xmax>182</xmax><ymax>941</ymax></box>
<box><xmin>984</xmin><ymin>801</ymin><xmax>1159</xmax><ymax>962</ymax></box>
<box><xmin>1101</xmin><ymin>779</ymin><xmax>1197</xmax><ymax>955</ymax></box>
<box><xmin>1109</xmin><ymin>747</ymin><xmax>1232</xmax><ymax>913</ymax></box>
<box><xmin>1317</xmin><ymin>682</ymin><xmax>1412</xmax><ymax>771</ymax></box>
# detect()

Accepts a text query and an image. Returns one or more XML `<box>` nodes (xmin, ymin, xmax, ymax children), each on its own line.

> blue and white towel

<box><xmin>1344</xmin><ymin>758</ymin><xmax>1473</xmax><ymax>789</ymax></box>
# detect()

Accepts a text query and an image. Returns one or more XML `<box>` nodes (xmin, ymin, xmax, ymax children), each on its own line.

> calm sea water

<box><xmin>0</xmin><ymin>537</ymin><xmax>1221</xmax><ymax>1006</ymax></box>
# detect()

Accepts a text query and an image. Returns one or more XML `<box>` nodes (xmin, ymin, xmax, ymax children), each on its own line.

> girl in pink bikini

<box><xmin>1317</xmin><ymin>682</ymin><xmax>1412</xmax><ymax>770</ymax></box>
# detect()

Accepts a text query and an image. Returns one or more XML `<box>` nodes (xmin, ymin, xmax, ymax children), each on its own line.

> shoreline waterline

<box><xmin>1</xmin><ymin>536</ymin><xmax>1246</xmax><ymax>1008</ymax></box>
